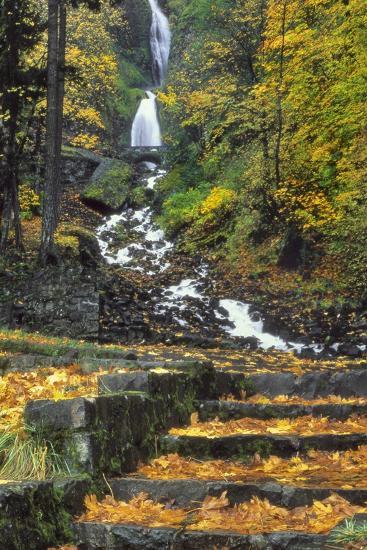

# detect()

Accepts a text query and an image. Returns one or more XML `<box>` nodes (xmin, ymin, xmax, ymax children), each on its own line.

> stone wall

<box><xmin>25</xmin><ymin>361</ymin><xmax>216</xmax><ymax>477</ymax></box>
<box><xmin>14</xmin><ymin>266</ymin><xmax>100</xmax><ymax>340</ymax></box>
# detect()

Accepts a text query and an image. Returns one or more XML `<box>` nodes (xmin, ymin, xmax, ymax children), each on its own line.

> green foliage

<box><xmin>158</xmin><ymin>184</ymin><xmax>210</xmax><ymax>235</ymax></box>
<box><xmin>114</xmin><ymin>59</ymin><xmax>147</xmax><ymax>146</ymax></box>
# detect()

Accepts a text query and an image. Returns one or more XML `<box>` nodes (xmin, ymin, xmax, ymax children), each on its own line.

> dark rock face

<box><xmin>99</xmin><ymin>271</ymin><xmax>149</xmax><ymax>343</ymax></box>
<box><xmin>199</xmin><ymin>400</ymin><xmax>367</xmax><ymax>422</ymax></box>
<box><xmin>160</xmin><ymin>433</ymin><xmax>367</xmax><ymax>460</ymax></box>
<box><xmin>74</xmin><ymin>522</ymin><xmax>327</xmax><ymax>549</ymax></box>
<box><xmin>0</xmin><ymin>479</ymin><xmax>90</xmax><ymax>550</ymax></box>
<box><xmin>1</xmin><ymin>262</ymin><xmax>151</xmax><ymax>342</ymax></box>
<box><xmin>244</xmin><ymin>369</ymin><xmax>367</xmax><ymax>398</ymax></box>
<box><xmin>25</xmin><ymin>363</ymin><xmax>215</xmax><ymax>477</ymax></box>
<box><xmin>8</xmin><ymin>266</ymin><xmax>100</xmax><ymax>340</ymax></box>
<box><xmin>110</xmin><ymin>477</ymin><xmax>367</xmax><ymax>508</ymax></box>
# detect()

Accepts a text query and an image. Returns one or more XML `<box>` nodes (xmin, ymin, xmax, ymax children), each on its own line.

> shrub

<box><xmin>19</xmin><ymin>184</ymin><xmax>40</xmax><ymax>219</ymax></box>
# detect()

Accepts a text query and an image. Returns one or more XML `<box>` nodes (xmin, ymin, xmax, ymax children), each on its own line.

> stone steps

<box><xmin>19</xmin><ymin>349</ymin><xmax>367</xmax><ymax>548</ymax></box>
<box><xmin>109</xmin><ymin>476</ymin><xmax>367</xmax><ymax>508</ymax></box>
<box><xmin>73</xmin><ymin>522</ymin><xmax>327</xmax><ymax>549</ymax></box>
<box><xmin>198</xmin><ymin>398</ymin><xmax>367</xmax><ymax>421</ymax></box>
<box><xmin>160</xmin><ymin>432</ymin><xmax>367</xmax><ymax>459</ymax></box>
<box><xmin>215</xmin><ymin>368</ymin><xmax>367</xmax><ymax>399</ymax></box>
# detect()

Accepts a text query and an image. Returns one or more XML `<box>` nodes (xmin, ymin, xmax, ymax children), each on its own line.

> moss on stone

<box><xmin>0</xmin><ymin>482</ymin><xmax>77</xmax><ymax>550</ymax></box>
<box><xmin>82</xmin><ymin>160</ymin><xmax>133</xmax><ymax>211</ymax></box>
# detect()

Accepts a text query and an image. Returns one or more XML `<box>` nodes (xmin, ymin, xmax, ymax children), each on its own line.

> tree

<box><xmin>0</xmin><ymin>0</ymin><xmax>45</xmax><ymax>252</ymax></box>
<box><xmin>40</xmin><ymin>0</ymin><xmax>100</xmax><ymax>264</ymax></box>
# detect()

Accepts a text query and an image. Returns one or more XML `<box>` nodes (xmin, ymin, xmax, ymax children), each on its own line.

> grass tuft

<box><xmin>0</xmin><ymin>431</ymin><xmax>69</xmax><ymax>482</ymax></box>
<box><xmin>328</xmin><ymin>518</ymin><xmax>367</xmax><ymax>547</ymax></box>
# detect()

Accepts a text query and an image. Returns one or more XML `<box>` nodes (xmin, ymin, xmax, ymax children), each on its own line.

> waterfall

<box><xmin>131</xmin><ymin>0</ymin><xmax>171</xmax><ymax>147</ymax></box>
<box><xmin>131</xmin><ymin>91</ymin><xmax>162</xmax><ymax>147</ymax></box>
<box><xmin>148</xmin><ymin>0</ymin><xmax>171</xmax><ymax>86</ymax></box>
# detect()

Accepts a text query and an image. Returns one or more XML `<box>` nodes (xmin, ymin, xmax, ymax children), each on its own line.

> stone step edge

<box><xmin>73</xmin><ymin>521</ymin><xmax>327</xmax><ymax>549</ymax></box>
<box><xmin>109</xmin><ymin>476</ymin><xmax>367</xmax><ymax>508</ymax></box>
<box><xmin>160</xmin><ymin>433</ymin><xmax>367</xmax><ymax>458</ymax></box>
<box><xmin>198</xmin><ymin>400</ymin><xmax>367</xmax><ymax>420</ymax></box>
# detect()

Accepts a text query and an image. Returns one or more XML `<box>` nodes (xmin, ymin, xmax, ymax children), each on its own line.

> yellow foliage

<box><xmin>54</xmin><ymin>225</ymin><xmax>79</xmax><ymax>253</ymax></box>
<box><xmin>275</xmin><ymin>179</ymin><xmax>338</xmax><ymax>232</ymax></box>
<box><xmin>157</xmin><ymin>86</ymin><xmax>178</xmax><ymax>108</ymax></box>
<box><xmin>200</xmin><ymin>187</ymin><xmax>236</xmax><ymax>216</ymax></box>
<box><xmin>18</xmin><ymin>184</ymin><xmax>40</xmax><ymax>212</ymax></box>
<box><xmin>139</xmin><ymin>446</ymin><xmax>367</xmax><ymax>489</ymax></box>
<box><xmin>69</xmin><ymin>133</ymin><xmax>100</xmax><ymax>151</ymax></box>
<box><xmin>170</xmin><ymin>414</ymin><xmax>367</xmax><ymax>438</ymax></box>
<box><xmin>0</xmin><ymin>366</ymin><xmax>98</xmax><ymax>432</ymax></box>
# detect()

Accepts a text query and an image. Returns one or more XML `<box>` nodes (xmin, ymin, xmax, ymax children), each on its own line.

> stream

<box><xmin>95</xmin><ymin>0</ymin><xmax>327</xmax><ymax>354</ymax></box>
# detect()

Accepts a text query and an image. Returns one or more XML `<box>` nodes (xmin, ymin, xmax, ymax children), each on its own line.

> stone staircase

<box><xmin>24</xmin><ymin>356</ymin><xmax>367</xmax><ymax>549</ymax></box>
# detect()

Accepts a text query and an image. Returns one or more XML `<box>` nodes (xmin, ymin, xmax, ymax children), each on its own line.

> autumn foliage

<box><xmin>160</xmin><ymin>0</ymin><xmax>367</xmax><ymax>290</ymax></box>
<box><xmin>169</xmin><ymin>415</ymin><xmax>367</xmax><ymax>438</ymax></box>
<box><xmin>138</xmin><ymin>448</ymin><xmax>367</xmax><ymax>489</ymax></box>
<box><xmin>78</xmin><ymin>491</ymin><xmax>367</xmax><ymax>535</ymax></box>
<box><xmin>0</xmin><ymin>366</ymin><xmax>98</xmax><ymax>432</ymax></box>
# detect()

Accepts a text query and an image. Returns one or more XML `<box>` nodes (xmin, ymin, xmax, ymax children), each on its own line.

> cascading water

<box><xmin>131</xmin><ymin>91</ymin><xmax>162</xmax><ymax>147</ymax></box>
<box><xmin>130</xmin><ymin>0</ymin><xmax>171</xmax><ymax>147</ymax></box>
<box><xmin>148</xmin><ymin>0</ymin><xmax>171</xmax><ymax>86</ymax></box>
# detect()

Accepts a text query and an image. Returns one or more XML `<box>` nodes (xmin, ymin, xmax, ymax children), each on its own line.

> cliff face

<box><xmin>119</xmin><ymin>0</ymin><xmax>152</xmax><ymax>81</ymax></box>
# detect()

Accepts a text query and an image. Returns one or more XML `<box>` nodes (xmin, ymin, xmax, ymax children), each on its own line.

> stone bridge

<box><xmin>118</xmin><ymin>145</ymin><xmax>170</xmax><ymax>165</ymax></box>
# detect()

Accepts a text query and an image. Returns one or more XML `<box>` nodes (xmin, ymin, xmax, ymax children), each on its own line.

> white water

<box><xmin>219</xmin><ymin>299</ymin><xmax>298</xmax><ymax>351</ymax></box>
<box><xmin>130</xmin><ymin>0</ymin><xmax>171</xmax><ymax>147</ymax></box>
<box><xmin>131</xmin><ymin>91</ymin><xmax>162</xmax><ymax>147</ymax></box>
<box><xmin>96</xmin><ymin>170</ymin><xmax>173</xmax><ymax>274</ymax></box>
<box><xmin>148</xmin><ymin>0</ymin><xmax>171</xmax><ymax>86</ymax></box>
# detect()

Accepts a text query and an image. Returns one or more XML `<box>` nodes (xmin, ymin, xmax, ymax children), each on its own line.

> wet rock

<box><xmin>247</xmin><ymin>373</ymin><xmax>296</xmax><ymax>397</ymax></box>
<box><xmin>98</xmin><ymin>371</ymin><xmax>149</xmax><ymax>394</ymax></box>
<box><xmin>338</xmin><ymin>343</ymin><xmax>362</xmax><ymax>357</ymax></box>
<box><xmin>25</xmin><ymin>397</ymin><xmax>97</xmax><ymax>431</ymax></box>
<box><xmin>74</xmin><ymin>522</ymin><xmax>327</xmax><ymax>549</ymax></box>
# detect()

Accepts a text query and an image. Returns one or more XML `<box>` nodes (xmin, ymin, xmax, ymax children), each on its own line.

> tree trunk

<box><xmin>54</xmin><ymin>0</ymin><xmax>66</xmax><ymax>219</ymax></box>
<box><xmin>0</xmin><ymin>182</ymin><xmax>12</xmax><ymax>252</ymax></box>
<box><xmin>40</xmin><ymin>0</ymin><xmax>63</xmax><ymax>264</ymax></box>
<box><xmin>274</xmin><ymin>0</ymin><xmax>287</xmax><ymax>188</ymax></box>
<box><xmin>0</xmin><ymin>1</ymin><xmax>23</xmax><ymax>253</ymax></box>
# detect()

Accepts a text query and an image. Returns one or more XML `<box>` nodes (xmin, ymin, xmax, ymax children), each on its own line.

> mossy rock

<box><xmin>81</xmin><ymin>160</ymin><xmax>133</xmax><ymax>212</ymax></box>
<box><xmin>61</xmin><ymin>145</ymin><xmax>102</xmax><ymax>164</ymax></box>
<box><xmin>55</xmin><ymin>224</ymin><xmax>102</xmax><ymax>266</ymax></box>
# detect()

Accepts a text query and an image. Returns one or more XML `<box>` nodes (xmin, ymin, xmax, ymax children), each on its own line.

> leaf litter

<box><xmin>136</xmin><ymin>448</ymin><xmax>367</xmax><ymax>489</ymax></box>
<box><xmin>224</xmin><ymin>394</ymin><xmax>367</xmax><ymax>406</ymax></box>
<box><xmin>0</xmin><ymin>366</ymin><xmax>98</xmax><ymax>431</ymax></box>
<box><xmin>77</xmin><ymin>491</ymin><xmax>367</xmax><ymax>535</ymax></box>
<box><xmin>169</xmin><ymin>414</ymin><xmax>367</xmax><ymax>437</ymax></box>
